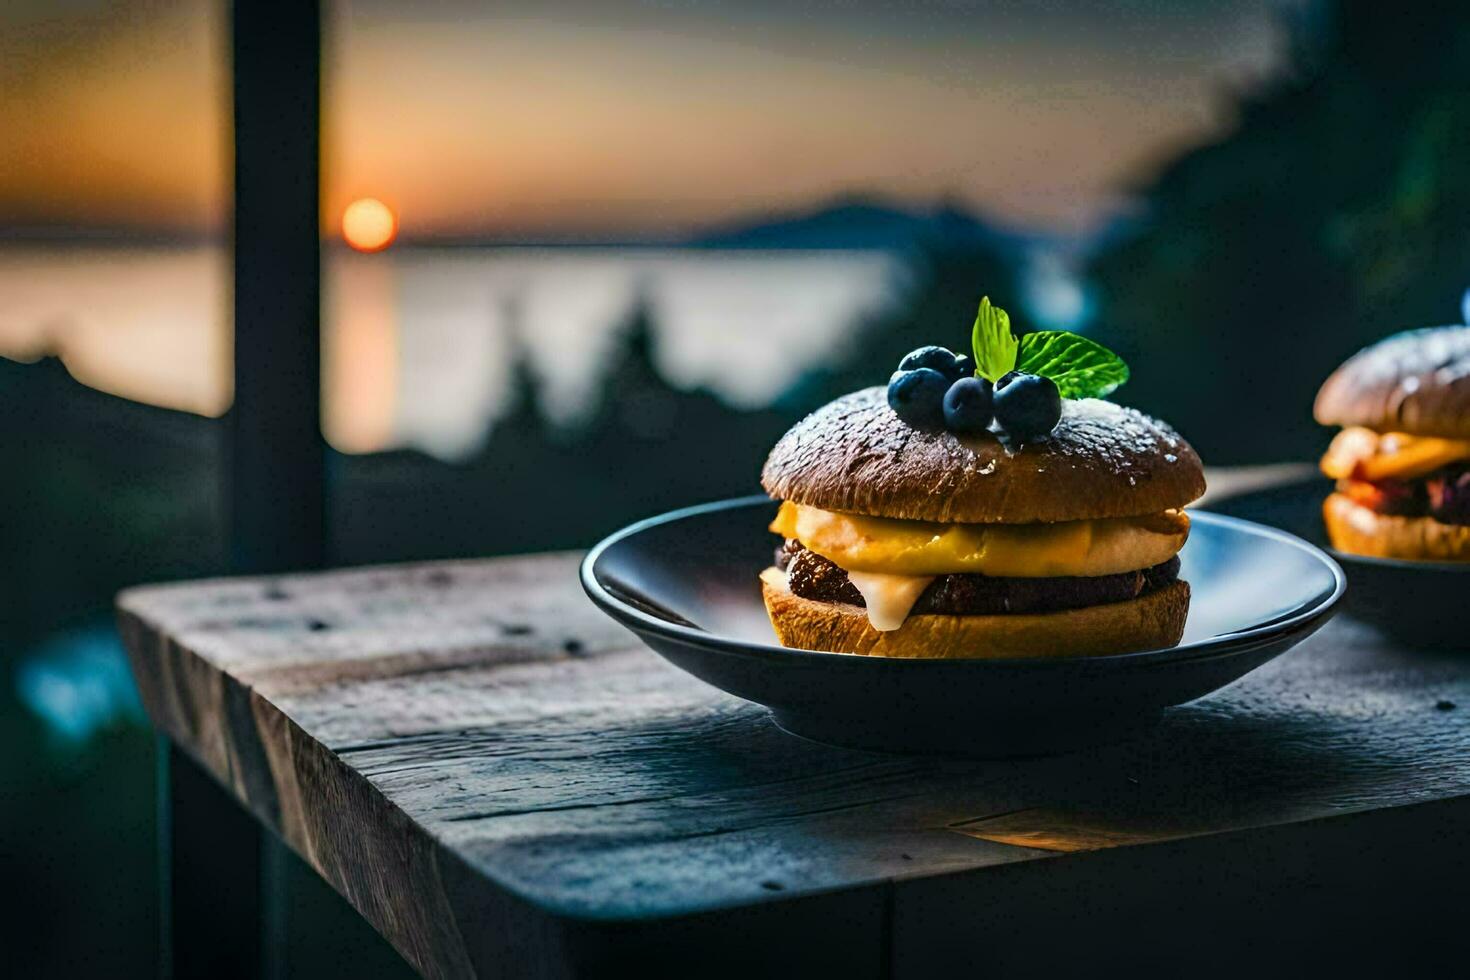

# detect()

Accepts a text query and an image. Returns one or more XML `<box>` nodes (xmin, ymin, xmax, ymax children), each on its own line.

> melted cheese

<box><xmin>1321</xmin><ymin>427</ymin><xmax>1470</xmax><ymax>482</ymax></box>
<box><xmin>761</xmin><ymin>565</ymin><xmax>935</xmax><ymax>633</ymax></box>
<box><xmin>845</xmin><ymin>570</ymin><xmax>935</xmax><ymax>631</ymax></box>
<box><xmin>770</xmin><ymin>502</ymin><xmax>1188</xmax><ymax>578</ymax></box>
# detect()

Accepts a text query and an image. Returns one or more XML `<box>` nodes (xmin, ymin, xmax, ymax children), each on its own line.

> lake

<box><xmin>0</xmin><ymin>244</ymin><xmax>906</xmax><ymax>461</ymax></box>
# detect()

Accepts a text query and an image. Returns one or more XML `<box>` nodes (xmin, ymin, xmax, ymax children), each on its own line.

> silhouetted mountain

<box><xmin>388</xmin><ymin>194</ymin><xmax>1051</xmax><ymax>252</ymax></box>
<box><xmin>687</xmin><ymin>194</ymin><xmax>1043</xmax><ymax>253</ymax></box>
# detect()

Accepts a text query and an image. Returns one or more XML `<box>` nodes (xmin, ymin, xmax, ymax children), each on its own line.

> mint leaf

<box><xmin>970</xmin><ymin>297</ymin><xmax>1018</xmax><ymax>382</ymax></box>
<box><xmin>1015</xmin><ymin>331</ymin><xmax>1129</xmax><ymax>399</ymax></box>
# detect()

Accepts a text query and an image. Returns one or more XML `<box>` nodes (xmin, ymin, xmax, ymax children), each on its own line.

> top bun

<box><xmin>761</xmin><ymin>387</ymin><xmax>1205</xmax><ymax>524</ymax></box>
<box><xmin>1314</xmin><ymin>326</ymin><xmax>1470</xmax><ymax>438</ymax></box>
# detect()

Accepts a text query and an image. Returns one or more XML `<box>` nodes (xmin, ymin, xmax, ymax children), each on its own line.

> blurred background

<box><xmin>4</xmin><ymin>0</ymin><xmax>1469</xmax><ymax>973</ymax></box>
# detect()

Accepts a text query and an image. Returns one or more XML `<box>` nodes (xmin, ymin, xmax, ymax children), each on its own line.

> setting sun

<box><xmin>342</xmin><ymin>198</ymin><xmax>397</xmax><ymax>252</ymax></box>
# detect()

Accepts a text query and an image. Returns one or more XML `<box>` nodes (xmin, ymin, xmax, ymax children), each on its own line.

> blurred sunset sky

<box><xmin>2</xmin><ymin>0</ymin><xmax>1293</xmax><ymax>241</ymax></box>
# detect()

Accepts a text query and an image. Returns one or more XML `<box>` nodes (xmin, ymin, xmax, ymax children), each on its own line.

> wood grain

<box><xmin>120</xmin><ymin>545</ymin><xmax>1470</xmax><ymax>977</ymax></box>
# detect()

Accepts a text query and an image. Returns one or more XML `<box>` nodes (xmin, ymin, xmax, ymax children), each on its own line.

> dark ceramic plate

<box><xmin>1211</xmin><ymin>477</ymin><xmax>1468</xmax><ymax>649</ymax></box>
<box><xmin>581</xmin><ymin>497</ymin><xmax>1344</xmax><ymax>756</ymax></box>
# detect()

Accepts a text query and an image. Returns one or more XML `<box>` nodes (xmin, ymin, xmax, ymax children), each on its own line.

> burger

<box><xmin>758</xmin><ymin>298</ymin><xmax>1206</xmax><ymax>659</ymax></box>
<box><xmin>1315</xmin><ymin>325</ymin><xmax>1470</xmax><ymax>561</ymax></box>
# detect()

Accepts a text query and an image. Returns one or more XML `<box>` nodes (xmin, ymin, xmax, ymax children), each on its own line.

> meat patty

<box><xmin>1336</xmin><ymin>463</ymin><xmax>1470</xmax><ymax>525</ymax></box>
<box><xmin>775</xmin><ymin>540</ymin><xmax>1180</xmax><ymax>616</ymax></box>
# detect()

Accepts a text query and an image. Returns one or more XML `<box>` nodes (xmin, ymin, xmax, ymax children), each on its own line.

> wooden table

<box><xmin>120</xmin><ymin>493</ymin><xmax>1470</xmax><ymax>978</ymax></box>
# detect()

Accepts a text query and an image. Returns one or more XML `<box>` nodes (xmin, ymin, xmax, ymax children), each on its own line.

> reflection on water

<box><xmin>0</xmin><ymin>244</ymin><xmax>903</xmax><ymax>460</ymax></box>
<box><xmin>326</xmin><ymin>255</ymin><xmax>398</xmax><ymax>454</ymax></box>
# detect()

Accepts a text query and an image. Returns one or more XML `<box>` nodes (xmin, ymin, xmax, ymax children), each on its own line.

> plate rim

<box><xmin>580</xmin><ymin>495</ymin><xmax>1346</xmax><ymax>669</ymax></box>
<box><xmin>1329</xmin><ymin>549</ymin><xmax>1470</xmax><ymax>574</ymax></box>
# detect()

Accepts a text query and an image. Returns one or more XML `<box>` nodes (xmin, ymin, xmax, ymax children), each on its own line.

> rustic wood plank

<box><xmin>119</xmin><ymin>546</ymin><xmax>1470</xmax><ymax>978</ymax></box>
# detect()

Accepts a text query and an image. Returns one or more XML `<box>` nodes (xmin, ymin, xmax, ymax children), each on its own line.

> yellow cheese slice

<box><xmin>1321</xmin><ymin>427</ymin><xmax>1470</xmax><ymax>482</ymax></box>
<box><xmin>770</xmin><ymin>501</ymin><xmax>1188</xmax><ymax>578</ymax></box>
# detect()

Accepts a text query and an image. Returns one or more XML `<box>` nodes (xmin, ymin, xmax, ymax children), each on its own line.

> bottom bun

<box><xmin>761</xmin><ymin>576</ymin><xmax>1190</xmax><ymax>660</ymax></box>
<box><xmin>1323</xmin><ymin>493</ymin><xmax>1470</xmax><ymax>562</ymax></box>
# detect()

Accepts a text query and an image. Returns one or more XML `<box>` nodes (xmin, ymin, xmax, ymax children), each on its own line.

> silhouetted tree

<box><xmin>1089</xmin><ymin>0</ymin><xmax>1470</xmax><ymax>463</ymax></box>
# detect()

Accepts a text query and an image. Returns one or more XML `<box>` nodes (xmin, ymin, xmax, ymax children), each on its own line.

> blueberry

<box><xmin>992</xmin><ymin>372</ymin><xmax>1061</xmax><ymax>441</ymax></box>
<box><xmin>951</xmin><ymin>354</ymin><xmax>974</xmax><ymax>379</ymax></box>
<box><xmin>887</xmin><ymin>368</ymin><xmax>950</xmax><ymax>427</ymax></box>
<box><xmin>995</xmin><ymin>370</ymin><xmax>1023</xmax><ymax>390</ymax></box>
<box><xmin>898</xmin><ymin>346</ymin><xmax>964</xmax><ymax>381</ymax></box>
<box><xmin>942</xmin><ymin>377</ymin><xmax>993</xmax><ymax>433</ymax></box>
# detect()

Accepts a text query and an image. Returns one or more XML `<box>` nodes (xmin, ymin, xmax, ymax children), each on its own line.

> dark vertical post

<box><xmin>230</xmin><ymin>0</ymin><xmax>326</xmax><ymax>574</ymax></box>
<box><xmin>231</xmin><ymin>0</ymin><xmax>325</xmax><ymax>964</ymax></box>
<box><xmin>160</xmin><ymin>2</ymin><xmax>324</xmax><ymax>977</ymax></box>
<box><xmin>231</xmin><ymin>0</ymin><xmax>324</xmax><ymax>969</ymax></box>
